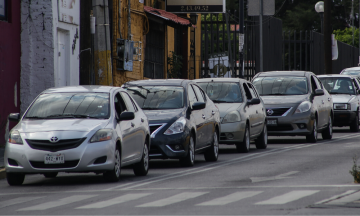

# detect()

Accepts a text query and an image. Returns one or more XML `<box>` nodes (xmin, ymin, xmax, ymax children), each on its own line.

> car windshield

<box><xmin>197</xmin><ymin>82</ymin><xmax>243</xmax><ymax>103</ymax></box>
<box><xmin>341</xmin><ymin>70</ymin><xmax>360</xmax><ymax>76</ymax></box>
<box><xmin>25</xmin><ymin>93</ymin><xmax>110</xmax><ymax>119</ymax></box>
<box><xmin>318</xmin><ymin>77</ymin><xmax>355</xmax><ymax>95</ymax></box>
<box><xmin>125</xmin><ymin>86</ymin><xmax>184</xmax><ymax>110</ymax></box>
<box><xmin>252</xmin><ymin>76</ymin><xmax>308</xmax><ymax>96</ymax></box>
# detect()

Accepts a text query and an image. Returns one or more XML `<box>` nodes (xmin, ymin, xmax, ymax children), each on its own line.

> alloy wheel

<box><xmin>114</xmin><ymin>149</ymin><xmax>121</xmax><ymax>178</ymax></box>
<box><xmin>189</xmin><ymin>137</ymin><xmax>195</xmax><ymax>164</ymax></box>
<box><xmin>213</xmin><ymin>132</ymin><xmax>219</xmax><ymax>157</ymax></box>
<box><xmin>143</xmin><ymin>145</ymin><xmax>149</xmax><ymax>171</ymax></box>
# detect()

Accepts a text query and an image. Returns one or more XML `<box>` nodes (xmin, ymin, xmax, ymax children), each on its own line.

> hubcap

<box><xmin>143</xmin><ymin>144</ymin><xmax>149</xmax><ymax>171</ymax></box>
<box><xmin>114</xmin><ymin>149</ymin><xmax>121</xmax><ymax>177</ymax></box>
<box><xmin>246</xmin><ymin>128</ymin><xmax>250</xmax><ymax>150</ymax></box>
<box><xmin>190</xmin><ymin>138</ymin><xmax>195</xmax><ymax>163</ymax></box>
<box><xmin>213</xmin><ymin>132</ymin><xmax>219</xmax><ymax>157</ymax></box>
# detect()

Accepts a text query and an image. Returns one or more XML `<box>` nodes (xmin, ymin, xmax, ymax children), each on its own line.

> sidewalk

<box><xmin>0</xmin><ymin>146</ymin><xmax>4</xmax><ymax>168</ymax></box>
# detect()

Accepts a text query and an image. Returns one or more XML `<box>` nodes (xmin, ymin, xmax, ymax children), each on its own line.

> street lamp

<box><xmin>315</xmin><ymin>1</ymin><xmax>324</xmax><ymax>34</ymax></box>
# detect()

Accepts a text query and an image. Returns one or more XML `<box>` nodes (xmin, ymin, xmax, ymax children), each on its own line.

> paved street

<box><xmin>1</xmin><ymin>128</ymin><xmax>360</xmax><ymax>215</ymax></box>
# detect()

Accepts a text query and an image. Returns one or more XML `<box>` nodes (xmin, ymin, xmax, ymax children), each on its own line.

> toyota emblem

<box><xmin>267</xmin><ymin>109</ymin><xmax>274</xmax><ymax>116</ymax></box>
<box><xmin>50</xmin><ymin>137</ymin><xmax>59</xmax><ymax>143</ymax></box>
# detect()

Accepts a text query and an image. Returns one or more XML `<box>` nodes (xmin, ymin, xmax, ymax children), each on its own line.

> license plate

<box><xmin>267</xmin><ymin>119</ymin><xmax>278</xmax><ymax>126</ymax></box>
<box><xmin>44</xmin><ymin>154</ymin><xmax>65</xmax><ymax>164</ymax></box>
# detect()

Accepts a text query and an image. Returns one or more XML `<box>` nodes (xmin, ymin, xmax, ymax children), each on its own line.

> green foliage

<box><xmin>167</xmin><ymin>51</ymin><xmax>183</xmax><ymax>79</ymax></box>
<box><xmin>333</xmin><ymin>27</ymin><xmax>359</xmax><ymax>48</ymax></box>
<box><xmin>350</xmin><ymin>155</ymin><xmax>360</xmax><ymax>183</ymax></box>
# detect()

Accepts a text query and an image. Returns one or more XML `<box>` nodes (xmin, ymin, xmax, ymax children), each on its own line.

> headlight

<box><xmin>90</xmin><ymin>129</ymin><xmax>113</xmax><ymax>143</ymax></box>
<box><xmin>8</xmin><ymin>130</ymin><xmax>23</xmax><ymax>144</ymax></box>
<box><xmin>334</xmin><ymin>103</ymin><xmax>350</xmax><ymax>110</ymax></box>
<box><xmin>295</xmin><ymin>101</ymin><xmax>312</xmax><ymax>113</ymax></box>
<box><xmin>222</xmin><ymin>111</ymin><xmax>241</xmax><ymax>123</ymax></box>
<box><xmin>164</xmin><ymin>117</ymin><xmax>186</xmax><ymax>135</ymax></box>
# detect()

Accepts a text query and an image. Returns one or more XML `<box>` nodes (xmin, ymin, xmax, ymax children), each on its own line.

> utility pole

<box><xmin>259</xmin><ymin>0</ymin><xmax>263</xmax><ymax>72</ymax></box>
<box><xmin>225</xmin><ymin>13</ymin><xmax>235</xmax><ymax>77</ymax></box>
<box><xmin>323</xmin><ymin>0</ymin><xmax>332</xmax><ymax>74</ymax></box>
<box><xmin>239</xmin><ymin>0</ymin><xmax>244</xmax><ymax>78</ymax></box>
<box><xmin>92</xmin><ymin>0</ymin><xmax>113</xmax><ymax>85</ymax></box>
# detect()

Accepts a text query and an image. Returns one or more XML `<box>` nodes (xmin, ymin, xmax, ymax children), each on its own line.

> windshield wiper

<box><xmin>45</xmin><ymin>114</ymin><xmax>100</xmax><ymax>119</ymax></box>
<box><xmin>212</xmin><ymin>100</ymin><xmax>234</xmax><ymax>103</ymax></box>
<box><xmin>142</xmin><ymin>107</ymin><xmax>161</xmax><ymax>110</ymax></box>
<box><xmin>25</xmin><ymin>116</ymin><xmax>45</xmax><ymax>119</ymax></box>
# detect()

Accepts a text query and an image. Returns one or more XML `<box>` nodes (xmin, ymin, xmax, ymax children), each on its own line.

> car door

<box><xmin>242</xmin><ymin>83</ymin><xmax>258</xmax><ymax>136</ymax></box>
<box><xmin>246</xmin><ymin>82</ymin><xmax>264</xmax><ymax>135</ymax></box>
<box><xmin>188</xmin><ymin>84</ymin><xmax>206</xmax><ymax>149</ymax></box>
<box><xmin>193</xmin><ymin>84</ymin><xmax>213</xmax><ymax>146</ymax></box>
<box><xmin>311</xmin><ymin>75</ymin><xmax>326</xmax><ymax>128</ymax></box>
<box><xmin>120</xmin><ymin>92</ymin><xmax>144</xmax><ymax>161</ymax></box>
<box><xmin>316</xmin><ymin>77</ymin><xmax>332</xmax><ymax>122</ymax></box>
<box><xmin>249</xmin><ymin>82</ymin><xmax>266</xmax><ymax>131</ymax></box>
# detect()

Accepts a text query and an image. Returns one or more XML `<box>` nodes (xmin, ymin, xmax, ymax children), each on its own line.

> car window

<box><xmin>318</xmin><ymin>77</ymin><xmax>355</xmax><ymax>95</ymax></box>
<box><xmin>252</xmin><ymin>76</ymin><xmax>308</xmax><ymax>95</ymax></box>
<box><xmin>247</xmin><ymin>83</ymin><xmax>259</xmax><ymax>98</ymax></box>
<box><xmin>188</xmin><ymin>85</ymin><xmax>198</xmax><ymax>107</ymax></box>
<box><xmin>341</xmin><ymin>70</ymin><xmax>360</xmax><ymax>76</ymax></box>
<box><xmin>120</xmin><ymin>92</ymin><xmax>136</xmax><ymax>112</ymax></box>
<box><xmin>243</xmin><ymin>83</ymin><xmax>252</xmax><ymax>100</ymax></box>
<box><xmin>310</xmin><ymin>76</ymin><xmax>319</xmax><ymax>92</ymax></box>
<box><xmin>192</xmin><ymin>85</ymin><xmax>205</xmax><ymax>103</ymax></box>
<box><xmin>197</xmin><ymin>82</ymin><xmax>243</xmax><ymax>103</ymax></box>
<box><xmin>353</xmin><ymin>79</ymin><xmax>359</xmax><ymax>93</ymax></box>
<box><xmin>114</xmin><ymin>93</ymin><xmax>127</xmax><ymax>117</ymax></box>
<box><xmin>314</xmin><ymin>77</ymin><xmax>323</xmax><ymax>89</ymax></box>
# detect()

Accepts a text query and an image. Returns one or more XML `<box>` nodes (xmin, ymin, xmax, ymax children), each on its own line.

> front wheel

<box><xmin>103</xmin><ymin>147</ymin><xmax>121</xmax><ymax>182</ymax></box>
<box><xmin>204</xmin><ymin>130</ymin><xmax>219</xmax><ymax>162</ymax></box>
<box><xmin>7</xmin><ymin>173</ymin><xmax>25</xmax><ymax>186</ymax></box>
<box><xmin>133</xmin><ymin>141</ymin><xmax>149</xmax><ymax>176</ymax></box>
<box><xmin>306</xmin><ymin>119</ymin><xmax>318</xmax><ymax>143</ymax></box>
<box><xmin>180</xmin><ymin>135</ymin><xmax>195</xmax><ymax>167</ymax></box>
<box><xmin>236</xmin><ymin>125</ymin><xmax>250</xmax><ymax>153</ymax></box>
<box><xmin>255</xmin><ymin>125</ymin><xmax>268</xmax><ymax>149</ymax></box>
<box><xmin>322</xmin><ymin>116</ymin><xmax>333</xmax><ymax>140</ymax></box>
<box><xmin>350</xmin><ymin>115</ymin><xmax>359</xmax><ymax>132</ymax></box>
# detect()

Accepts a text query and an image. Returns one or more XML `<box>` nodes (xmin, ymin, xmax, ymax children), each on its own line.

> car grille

<box><xmin>30</xmin><ymin>160</ymin><xmax>80</xmax><ymax>169</ymax></box>
<box><xmin>26</xmin><ymin>138</ymin><xmax>87</xmax><ymax>152</ymax></box>
<box><xmin>267</xmin><ymin>124</ymin><xmax>293</xmax><ymax>131</ymax></box>
<box><xmin>266</xmin><ymin>108</ymin><xmax>292</xmax><ymax>116</ymax></box>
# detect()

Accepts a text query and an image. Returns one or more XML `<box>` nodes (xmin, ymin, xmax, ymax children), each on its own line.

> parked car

<box><xmin>195</xmin><ymin>78</ymin><xmax>267</xmax><ymax>153</ymax></box>
<box><xmin>123</xmin><ymin>79</ymin><xmax>221</xmax><ymax>167</ymax></box>
<box><xmin>318</xmin><ymin>74</ymin><xmax>360</xmax><ymax>132</ymax></box>
<box><xmin>340</xmin><ymin>67</ymin><xmax>360</xmax><ymax>77</ymax></box>
<box><xmin>252</xmin><ymin>71</ymin><xmax>333</xmax><ymax>143</ymax></box>
<box><xmin>5</xmin><ymin>86</ymin><xmax>150</xmax><ymax>185</ymax></box>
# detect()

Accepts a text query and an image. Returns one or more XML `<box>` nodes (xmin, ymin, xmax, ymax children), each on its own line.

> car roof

<box><xmin>317</xmin><ymin>74</ymin><xmax>358</xmax><ymax>78</ymax></box>
<box><xmin>194</xmin><ymin>78</ymin><xmax>248</xmax><ymax>83</ymax></box>
<box><xmin>255</xmin><ymin>71</ymin><xmax>310</xmax><ymax>77</ymax></box>
<box><xmin>341</xmin><ymin>67</ymin><xmax>360</xmax><ymax>71</ymax></box>
<box><xmin>123</xmin><ymin>79</ymin><xmax>192</xmax><ymax>87</ymax></box>
<box><xmin>42</xmin><ymin>85</ymin><xmax>120</xmax><ymax>94</ymax></box>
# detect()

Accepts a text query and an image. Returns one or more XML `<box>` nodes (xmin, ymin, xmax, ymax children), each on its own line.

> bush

<box><xmin>349</xmin><ymin>155</ymin><xmax>360</xmax><ymax>183</ymax></box>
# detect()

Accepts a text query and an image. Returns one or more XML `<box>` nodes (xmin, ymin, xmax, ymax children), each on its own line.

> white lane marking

<box><xmin>0</xmin><ymin>197</ymin><xmax>44</xmax><ymax>209</ymax></box>
<box><xmin>196</xmin><ymin>191</ymin><xmax>263</xmax><ymax>206</ymax></box>
<box><xmin>315</xmin><ymin>190</ymin><xmax>357</xmax><ymax>204</ymax></box>
<box><xmin>255</xmin><ymin>190</ymin><xmax>319</xmax><ymax>205</ymax></box>
<box><xmin>326</xmin><ymin>191</ymin><xmax>360</xmax><ymax>205</ymax></box>
<box><xmin>137</xmin><ymin>192</ymin><xmax>207</xmax><ymax>207</ymax></box>
<box><xmin>250</xmin><ymin>171</ymin><xmax>299</xmax><ymax>183</ymax></box>
<box><xmin>76</xmin><ymin>193</ymin><xmax>151</xmax><ymax>209</ymax></box>
<box><xmin>17</xmin><ymin>195</ymin><xmax>97</xmax><ymax>211</ymax></box>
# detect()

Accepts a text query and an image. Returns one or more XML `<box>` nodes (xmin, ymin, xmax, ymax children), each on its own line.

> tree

<box><xmin>334</xmin><ymin>27</ymin><xmax>359</xmax><ymax>48</ymax></box>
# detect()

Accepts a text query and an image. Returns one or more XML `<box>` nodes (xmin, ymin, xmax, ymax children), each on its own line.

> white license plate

<box><xmin>267</xmin><ymin>119</ymin><xmax>278</xmax><ymax>126</ymax></box>
<box><xmin>44</xmin><ymin>154</ymin><xmax>65</xmax><ymax>164</ymax></box>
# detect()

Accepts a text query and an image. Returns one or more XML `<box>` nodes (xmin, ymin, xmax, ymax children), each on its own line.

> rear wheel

<box><xmin>306</xmin><ymin>119</ymin><xmax>318</xmax><ymax>143</ymax></box>
<box><xmin>43</xmin><ymin>172</ymin><xmax>58</xmax><ymax>178</ymax></box>
<box><xmin>322</xmin><ymin>116</ymin><xmax>333</xmax><ymax>139</ymax></box>
<box><xmin>180</xmin><ymin>135</ymin><xmax>195</xmax><ymax>167</ymax></box>
<box><xmin>103</xmin><ymin>147</ymin><xmax>121</xmax><ymax>182</ymax></box>
<box><xmin>236</xmin><ymin>125</ymin><xmax>250</xmax><ymax>153</ymax></box>
<box><xmin>204</xmin><ymin>130</ymin><xmax>219</xmax><ymax>162</ymax></box>
<box><xmin>255</xmin><ymin>125</ymin><xmax>268</xmax><ymax>149</ymax></box>
<box><xmin>133</xmin><ymin>141</ymin><xmax>149</xmax><ymax>176</ymax></box>
<box><xmin>350</xmin><ymin>115</ymin><xmax>359</xmax><ymax>132</ymax></box>
<box><xmin>7</xmin><ymin>173</ymin><xmax>25</xmax><ymax>186</ymax></box>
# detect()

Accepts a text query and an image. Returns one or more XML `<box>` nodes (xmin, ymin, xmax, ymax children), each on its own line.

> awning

<box><xmin>144</xmin><ymin>6</ymin><xmax>195</xmax><ymax>28</ymax></box>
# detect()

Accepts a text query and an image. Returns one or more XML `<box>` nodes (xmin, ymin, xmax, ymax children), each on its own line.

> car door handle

<box><xmin>212</xmin><ymin>111</ymin><xmax>216</xmax><ymax>115</ymax></box>
<box><xmin>141</xmin><ymin>118</ymin><xmax>144</xmax><ymax>123</ymax></box>
<box><xmin>131</xmin><ymin>122</ymin><xmax>135</xmax><ymax>127</ymax></box>
<box><xmin>322</xmin><ymin>100</ymin><xmax>325</xmax><ymax>104</ymax></box>
<box><xmin>328</xmin><ymin>98</ymin><xmax>331</xmax><ymax>101</ymax></box>
<box><xmin>202</xmin><ymin>114</ymin><xmax>206</xmax><ymax>119</ymax></box>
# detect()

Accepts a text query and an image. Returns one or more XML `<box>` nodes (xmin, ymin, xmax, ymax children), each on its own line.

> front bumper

<box><xmin>219</xmin><ymin>121</ymin><xmax>246</xmax><ymax>144</ymax></box>
<box><xmin>333</xmin><ymin>111</ymin><xmax>357</xmax><ymax>126</ymax></box>
<box><xmin>5</xmin><ymin>138</ymin><xmax>116</xmax><ymax>174</ymax></box>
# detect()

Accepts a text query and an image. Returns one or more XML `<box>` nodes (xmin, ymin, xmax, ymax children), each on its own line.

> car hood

<box><xmin>144</xmin><ymin>109</ymin><xmax>184</xmax><ymax>122</ymax></box>
<box><xmin>16</xmin><ymin>119</ymin><xmax>110</xmax><ymax>133</ymax></box>
<box><xmin>331</xmin><ymin>94</ymin><xmax>356</xmax><ymax>103</ymax></box>
<box><xmin>215</xmin><ymin>103</ymin><xmax>242</xmax><ymax>118</ymax></box>
<box><xmin>261</xmin><ymin>94</ymin><xmax>309</xmax><ymax>106</ymax></box>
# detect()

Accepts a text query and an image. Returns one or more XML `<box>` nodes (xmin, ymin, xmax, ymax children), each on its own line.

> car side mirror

<box><xmin>8</xmin><ymin>113</ymin><xmax>20</xmax><ymax>122</ymax></box>
<box><xmin>314</xmin><ymin>89</ymin><xmax>324</xmax><ymax>96</ymax></box>
<box><xmin>192</xmin><ymin>102</ymin><xmax>206</xmax><ymax>110</ymax></box>
<box><xmin>118</xmin><ymin>112</ymin><xmax>135</xmax><ymax>121</ymax></box>
<box><xmin>247</xmin><ymin>98</ymin><xmax>261</xmax><ymax>105</ymax></box>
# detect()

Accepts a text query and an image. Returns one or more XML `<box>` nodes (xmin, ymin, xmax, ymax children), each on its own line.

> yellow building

<box><xmin>111</xmin><ymin>0</ymin><xmax>202</xmax><ymax>87</ymax></box>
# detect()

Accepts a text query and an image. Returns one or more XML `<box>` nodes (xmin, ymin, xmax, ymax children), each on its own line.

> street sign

<box><xmin>166</xmin><ymin>0</ymin><xmax>226</xmax><ymax>13</ymax></box>
<box><xmin>248</xmin><ymin>0</ymin><xmax>275</xmax><ymax>16</ymax></box>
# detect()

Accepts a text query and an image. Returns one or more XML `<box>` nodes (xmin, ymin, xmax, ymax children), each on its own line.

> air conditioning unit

<box><xmin>116</xmin><ymin>39</ymin><xmax>134</xmax><ymax>71</ymax></box>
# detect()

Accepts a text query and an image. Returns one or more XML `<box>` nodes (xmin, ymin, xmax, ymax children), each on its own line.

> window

<box><xmin>188</xmin><ymin>85</ymin><xmax>198</xmax><ymax>107</ymax></box>
<box><xmin>197</xmin><ymin>82</ymin><xmax>243</xmax><ymax>103</ymax></box>
<box><xmin>247</xmin><ymin>83</ymin><xmax>259</xmax><ymax>98</ymax></box>
<box><xmin>0</xmin><ymin>0</ymin><xmax>9</xmax><ymax>22</ymax></box>
<box><xmin>192</xmin><ymin>85</ymin><xmax>205</xmax><ymax>103</ymax></box>
<box><xmin>243</xmin><ymin>83</ymin><xmax>252</xmax><ymax>100</ymax></box>
<box><xmin>310</xmin><ymin>76</ymin><xmax>319</xmax><ymax>92</ymax></box>
<box><xmin>120</xmin><ymin>92</ymin><xmax>136</xmax><ymax>112</ymax></box>
<box><xmin>114</xmin><ymin>93</ymin><xmax>127</xmax><ymax>117</ymax></box>
<box><xmin>252</xmin><ymin>76</ymin><xmax>308</xmax><ymax>95</ymax></box>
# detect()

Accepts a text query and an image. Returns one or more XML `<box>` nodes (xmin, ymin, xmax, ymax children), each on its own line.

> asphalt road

<box><xmin>1</xmin><ymin>127</ymin><xmax>360</xmax><ymax>215</ymax></box>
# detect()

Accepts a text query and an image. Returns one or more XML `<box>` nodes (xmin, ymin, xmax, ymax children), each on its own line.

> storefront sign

<box><xmin>58</xmin><ymin>0</ymin><xmax>79</xmax><ymax>25</ymax></box>
<box><xmin>166</xmin><ymin>0</ymin><xmax>226</xmax><ymax>13</ymax></box>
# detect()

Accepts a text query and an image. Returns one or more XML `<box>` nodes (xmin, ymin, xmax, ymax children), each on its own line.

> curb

<box><xmin>0</xmin><ymin>168</ymin><xmax>6</xmax><ymax>180</ymax></box>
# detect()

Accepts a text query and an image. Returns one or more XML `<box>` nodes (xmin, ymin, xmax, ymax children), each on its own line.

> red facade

<box><xmin>0</xmin><ymin>0</ymin><xmax>21</xmax><ymax>146</ymax></box>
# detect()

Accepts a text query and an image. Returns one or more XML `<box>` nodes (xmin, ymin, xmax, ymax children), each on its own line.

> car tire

<box><xmin>204</xmin><ymin>130</ymin><xmax>219</xmax><ymax>162</ymax></box>
<box><xmin>180</xmin><ymin>135</ymin><xmax>195</xmax><ymax>167</ymax></box>
<box><xmin>103</xmin><ymin>147</ymin><xmax>121</xmax><ymax>182</ymax></box>
<box><xmin>255</xmin><ymin>125</ymin><xmax>268</xmax><ymax>149</ymax></box>
<box><xmin>322</xmin><ymin>116</ymin><xmax>333</xmax><ymax>140</ymax></box>
<box><xmin>236</xmin><ymin>125</ymin><xmax>250</xmax><ymax>153</ymax></box>
<box><xmin>133</xmin><ymin>141</ymin><xmax>149</xmax><ymax>176</ymax></box>
<box><xmin>43</xmin><ymin>172</ymin><xmax>58</xmax><ymax>178</ymax></box>
<box><xmin>350</xmin><ymin>115</ymin><xmax>359</xmax><ymax>132</ymax></box>
<box><xmin>7</xmin><ymin>173</ymin><xmax>25</xmax><ymax>186</ymax></box>
<box><xmin>306</xmin><ymin>119</ymin><xmax>318</xmax><ymax>143</ymax></box>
